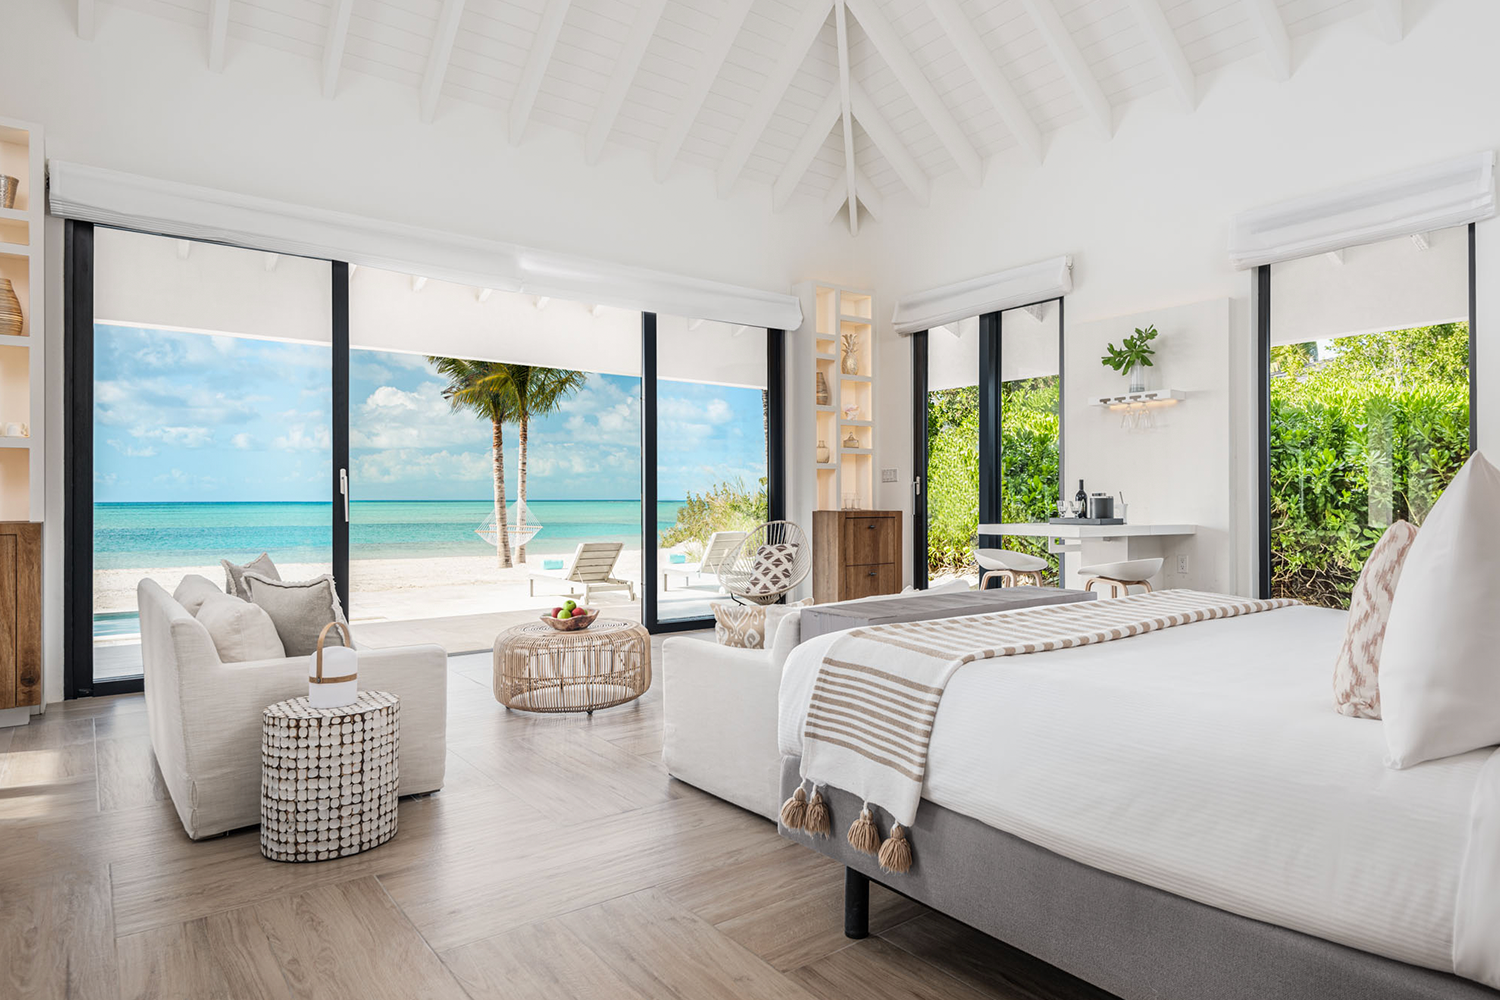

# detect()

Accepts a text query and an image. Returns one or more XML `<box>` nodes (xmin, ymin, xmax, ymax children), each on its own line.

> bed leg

<box><xmin>844</xmin><ymin>867</ymin><xmax>870</xmax><ymax>939</ymax></box>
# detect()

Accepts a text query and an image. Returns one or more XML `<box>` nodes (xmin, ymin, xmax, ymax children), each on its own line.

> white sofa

<box><xmin>138</xmin><ymin>579</ymin><xmax>449</xmax><ymax>839</ymax></box>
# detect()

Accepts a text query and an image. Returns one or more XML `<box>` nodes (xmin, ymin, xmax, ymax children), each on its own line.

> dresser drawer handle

<box><xmin>867</xmin><ymin>523</ymin><xmax>876</xmax><ymax>529</ymax></box>
<box><xmin>867</xmin><ymin>571</ymin><xmax>877</xmax><ymax>577</ymax></box>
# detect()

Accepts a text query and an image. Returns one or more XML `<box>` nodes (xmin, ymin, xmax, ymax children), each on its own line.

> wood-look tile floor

<box><xmin>0</xmin><ymin>640</ymin><xmax>1118</xmax><ymax>1000</ymax></box>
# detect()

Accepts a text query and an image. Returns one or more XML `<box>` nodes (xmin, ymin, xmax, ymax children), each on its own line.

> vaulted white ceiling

<box><xmin>79</xmin><ymin>0</ymin><xmax>1397</xmax><ymax>232</ymax></box>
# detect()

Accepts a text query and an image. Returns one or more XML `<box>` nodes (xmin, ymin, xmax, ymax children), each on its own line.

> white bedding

<box><xmin>778</xmin><ymin>603</ymin><xmax>1500</xmax><ymax>987</ymax></box>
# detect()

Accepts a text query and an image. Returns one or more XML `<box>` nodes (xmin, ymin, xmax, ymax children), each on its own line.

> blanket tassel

<box><xmin>779</xmin><ymin>786</ymin><xmax>808</xmax><ymax>831</ymax></box>
<box><xmin>804</xmin><ymin>789</ymin><xmax>831</xmax><ymax>838</ymax></box>
<box><xmin>847</xmin><ymin>807</ymin><xmax>880</xmax><ymax>856</ymax></box>
<box><xmin>878</xmin><ymin>824</ymin><xmax>912</xmax><ymax>874</ymax></box>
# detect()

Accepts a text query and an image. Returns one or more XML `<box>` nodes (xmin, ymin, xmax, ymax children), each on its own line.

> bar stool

<box><xmin>974</xmin><ymin>548</ymin><xmax>1049</xmax><ymax>588</ymax></box>
<box><xmin>1076</xmin><ymin>558</ymin><xmax>1164</xmax><ymax>598</ymax></box>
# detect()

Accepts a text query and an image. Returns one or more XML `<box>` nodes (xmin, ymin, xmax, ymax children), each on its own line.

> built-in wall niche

<box><xmin>795</xmin><ymin>281</ymin><xmax>878</xmax><ymax>516</ymax></box>
<box><xmin>0</xmin><ymin>448</ymin><xmax>27</xmax><ymax>521</ymax></box>
<box><xmin>0</xmin><ymin>255</ymin><xmax>29</xmax><ymax>338</ymax></box>
<box><xmin>0</xmin><ymin>346</ymin><xmax>30</xmax><ymax>427</ymax></box>
<box><xmin>0</xmin><ymin>118</ymin><xmax>44</xmax><ymax>524</ymax></box>
<box><xmin>838</xmin><ymin>377</ymin><xmax>872</xmax><ymax>419</ymax></box>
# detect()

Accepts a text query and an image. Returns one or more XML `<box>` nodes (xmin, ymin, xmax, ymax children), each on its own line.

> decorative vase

<box><xmin>815</xmin><ymin>372</ymin><xmax>831</xmax><ymax>406</ymax></box>
<box><xmin>816</xmin><ymin>441</ymin><xmax>830</xmax><ymax>463</ymax></box>
<box><xmin>1126</xmin><ymin>367</ymin><xmax>1146</xmax><ymax>394</ymax></box>
<box><xmin>843</xmin><ymin>431</ymin><xmax>860</xmax><ymax>449</ymax></box>
<box><xmin>841</xmin><ymin>332</ymin><xmax>859</xmax><ymax>375</ymax></box>
<box><xmin>0</xmin><ymin>176</ymin><xmax>16</xmax><ymax>210</ymax></box>
<box><xmin>0</xmin><ymin>279</ymin><xmax>22</xmax><ymax>338</ymax></box>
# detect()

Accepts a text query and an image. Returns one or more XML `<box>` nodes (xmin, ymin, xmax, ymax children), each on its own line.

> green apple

<box><xmin>556</xmin><ymin>608</ymin><xmax>572</xmax><ymax>619</ymax></box>
<box><xmin>563</xmin><ymin>599</ymin><xmax>577</xmax><ymax>611</ymax></box>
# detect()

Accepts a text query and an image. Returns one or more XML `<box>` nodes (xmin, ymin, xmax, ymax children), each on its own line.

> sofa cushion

<box><xmin>172</xmin><ymin>574</ymin><xmax>224</xmax><ymax>616</ymax></box>
<box><xmin>222</xmin><ymin>552</ymin><xmax>280</xmax><ymax>599</ymax></box>
<box><xmin>195</xmin><ymin>592</ymin><xmax>286</xmax><ymax>662</ymax></box>
<box><xmin>243</xmin><ymin>572</ymin><xmax>351</xmax><ymax>657</ymax></box>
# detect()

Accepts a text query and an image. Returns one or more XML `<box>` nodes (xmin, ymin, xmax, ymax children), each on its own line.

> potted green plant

<box><xmin>1101</xmin><ymin>325</ymin><xmax>1158</xmax><ymax>393</ymax></box>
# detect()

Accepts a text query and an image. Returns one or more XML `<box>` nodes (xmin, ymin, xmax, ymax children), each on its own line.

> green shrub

<box><xmin>659</xmin><ymin>477</ymin><xmax>768</xmax><ymax>554</ymax></box>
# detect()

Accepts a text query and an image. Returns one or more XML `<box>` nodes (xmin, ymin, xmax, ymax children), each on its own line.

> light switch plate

<box><xmin>881</xmin><ymin>468</ymin><xmax>898</xmax><ymax>483</ymax></box>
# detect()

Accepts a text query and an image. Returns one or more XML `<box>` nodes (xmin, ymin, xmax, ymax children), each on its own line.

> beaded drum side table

<box><xmin>261</xmin><ymin>690</ymin><xmax>400</xmax><ymax>862</ymax></box>
<box><xmin>493</xmin><ymin>619</ymin><xmax>651</xmax><ymax>714</ymax></box>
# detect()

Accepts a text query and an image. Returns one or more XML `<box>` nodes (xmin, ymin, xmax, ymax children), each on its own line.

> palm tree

<box><xmin>428</xmin><ymin>357</ymin><xmax>516</xmax><ymax>568</ymax></box>
<box><xmin>485</xmin><ymin>365</ymin><xmax>588</xmax><ymax>563</ymax></box>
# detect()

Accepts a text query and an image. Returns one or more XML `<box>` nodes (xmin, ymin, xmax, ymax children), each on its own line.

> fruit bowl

<box><xmin>541</xmin><ymin>607</ymin><xmax>598</xmax><ymax>631</ymax></box>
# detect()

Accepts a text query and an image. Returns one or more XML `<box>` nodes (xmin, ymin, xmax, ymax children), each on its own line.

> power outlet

<box><xmin>1176</xmin><ymin>554</ymin><xmax>1189</xmax><ymax>575</ymax></box>
<box><xmin>881</xmin><ymin>468</ymin><xmax>898</xmax><ymax>483</ymax></box>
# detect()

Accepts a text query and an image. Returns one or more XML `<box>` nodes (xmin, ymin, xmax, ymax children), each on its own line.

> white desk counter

<box><xmin>978</xmin><ymin>522</ymin><xmax>1198</xmax><ymax>588</ymax></box>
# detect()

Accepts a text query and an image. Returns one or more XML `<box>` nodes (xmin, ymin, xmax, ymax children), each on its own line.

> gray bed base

<box><xmin>779</xmin><ymin>756</ymin><xmax>1498</xmax><ymax>1000</ymax></box>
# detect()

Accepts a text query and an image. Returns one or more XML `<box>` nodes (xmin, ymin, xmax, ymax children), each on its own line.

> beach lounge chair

<box><xmin>528</xmin><ymin>541</ymin><xmax>636</xmax><ymax>604</ymax></box>
<box><xmin>662</xmin><ymin>530</ymin><xmax>748</xmax><ymax>592</ymax></box>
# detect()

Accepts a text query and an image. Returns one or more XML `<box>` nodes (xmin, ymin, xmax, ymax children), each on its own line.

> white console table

<box><xmin>979</xmin><ymin>522</ymin><xmax>1198</xmax><ymax>589</ymax></box>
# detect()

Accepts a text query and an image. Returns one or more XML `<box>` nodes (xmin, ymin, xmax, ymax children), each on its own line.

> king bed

<box><xmin>776</xmin><ymin>601</ymin><xmax>1500</xmax><ymax>1000</ymax></box>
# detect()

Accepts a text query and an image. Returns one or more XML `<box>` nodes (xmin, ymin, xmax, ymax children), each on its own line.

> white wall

<box><xmin>869</xmin><ymin>0</ymin><xmax>1500</xmax><ymax>593</ymax></box>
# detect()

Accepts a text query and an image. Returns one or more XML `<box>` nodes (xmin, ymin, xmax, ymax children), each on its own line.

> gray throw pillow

<box><xmin>172</xmin><ymin>574</ymin><xmax>224</xmax><ymax>616</ymax></box>
<box><xmin>242</xmin><ymin>571</ymin><xmax>351</xmax><ymax>657</ymax></box>
<box><xmin>222</xmin><ymin>552</ymin><xmax>281</xmax><ymax>599</ymax></box>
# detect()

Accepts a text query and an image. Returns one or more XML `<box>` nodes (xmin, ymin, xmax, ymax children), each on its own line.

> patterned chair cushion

<box><xmin>1332</xmin><ymin>519</ymin><xmax>1418</xmax><ymax>719</ymax></box>
<box><xmin>745</xmin><ymin>542</ymin><xmax>799</xmax><ymax>595</ymax></box>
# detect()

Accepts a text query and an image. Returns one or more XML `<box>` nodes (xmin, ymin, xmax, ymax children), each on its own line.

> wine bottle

<box><xmin>1074</xmin><ymin>479</ymin><xmax>1087</xmax><ymax>516</ymax></box>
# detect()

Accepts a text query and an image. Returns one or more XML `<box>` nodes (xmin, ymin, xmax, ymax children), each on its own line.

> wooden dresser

<box><xmin>0</xmin><ymin>522</ymin><xmax>41</xmax><ymax>712</ymax></box>
<box><xmin>812</xmin><ymin>510</ymin><xmax>903</xmax><ymax>604</ymax></box>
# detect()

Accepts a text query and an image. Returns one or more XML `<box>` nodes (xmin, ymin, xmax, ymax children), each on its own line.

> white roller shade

<box><xmin>1228</xmin><ymin>152</ymin><xmax>1495</xmax><ymax>270</ymax></box>
<box><xmin>891</xmin><ymin>256</ymin><xmax>1072</xmax><ymax>335</ymax></box>
<box><xmin>48</xmin><ymin>161</ymin><xmax>803</xmax><ymax>330</ymax></box>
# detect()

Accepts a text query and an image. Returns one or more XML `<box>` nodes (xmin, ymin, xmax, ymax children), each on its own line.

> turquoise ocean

<box><xmin>93</xmin><ymin>500</ymin><xmax>686</xmax><ymax>570</ymax></box>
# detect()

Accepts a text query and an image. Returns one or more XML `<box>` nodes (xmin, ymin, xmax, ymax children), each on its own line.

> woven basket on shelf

<box><xmin>0</xmin><ymin>279</ymin><xmax>22</xmax><ymax>338</ymax></box>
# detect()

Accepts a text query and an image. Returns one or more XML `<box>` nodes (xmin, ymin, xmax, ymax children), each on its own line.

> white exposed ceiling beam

<box><xmin>823</xmin><ymin>172</ymin><xmax>851</xmax><ymax>224</ymax></box>
<box><xmin>1411</xmin><ymin>232</ymin><xmax>1430</xmax><ymax>252</ymax></box>
<box><xmin>1241</xmin><ymin>0</ymin><xmax>1291</xmax><ymax>81</ymax></box>
<box><xmin>1124</xmin><ymin>0</ymin><xmax>1195</xmax><ymax>112</ymax></box>
<box><xmin>717</xmin><ymin>0</ymin><xmax>833</xmax><ymax>198</ymax></box>
<box><xmin>510</xmin><ymin>0</ymin><xmax>571</xmax><ymax>144</ymax></box>
<box><xmin>321</xmin><ymin>0</ymin><xmax>355</xmax><ymax>99</ymax></box>
<box><xmin>207</xmin><ymin>0</ymin><xmax>230</xmax><ymax>72</ymax></box>
<box><xmin>855</xmin><ymin>169</ymin><xmax>883</xmax><ymax>222</ymax></box>
<box><xmin>1373</xmin><ymin>0</ymin><xmax>1402</xmax><ymax>43</ymax></box>
<box><xmin>1021</xmin><ymin>0</ymin><xmax>1112</xmax><ymax>137</ymax></box>
<box><xmin>419</xmin><ymin>0</ymin><xmax>467</xmax><ymax>123</ymax></box>
<box><xmin>772</xmin><ymin>89</ymin><xmax>841</xmax><ymax>212</ymax></box>
<box><xmin>923</xmin><ymin>0</ymin><xmax>1042</xmax><ymax>162</ymax></box>
<box><xmin>834</xmin><ymin>2</ymin><xmax>858</xmax><ymax>236</ymax></box>
<box><xmin>586</xmin><ymin>0</ymin><xmax>669</xmax><ymax>165</ymax></box>
<box><xmin>654</xmin><ymin>0</ymin><xmax>754</xmax><ymax>181</ymax></box>
<box><xmin>845</xmin><ymin>0</ymin><xmax>982</xmax><ymax>187</ymax></box>
<box><xmin>849</xmin><ymin>80</ymin><xmax>930</xmax><ymax>205</ymax></box>
<box><xmin>77</xmin><ymin>0</ymin><xmax>96</xmax><ymax>39</ymax></box>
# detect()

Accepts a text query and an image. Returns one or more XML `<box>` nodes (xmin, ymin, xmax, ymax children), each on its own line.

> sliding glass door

<box><xmin>996</xmin><ymin>301</ymin><xmax>1063</xmax><ymax>585</ymax></box>
<box><xmin>919</xmin><ymin>317</ymin><xmax>980</xmax><ymax>587</ymax></box>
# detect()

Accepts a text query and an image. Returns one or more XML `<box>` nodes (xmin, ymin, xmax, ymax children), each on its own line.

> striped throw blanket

<box><xmin>779</xmin><ymin>590</ymin><xmax>1298</xmax><ymax>874</ymax></box>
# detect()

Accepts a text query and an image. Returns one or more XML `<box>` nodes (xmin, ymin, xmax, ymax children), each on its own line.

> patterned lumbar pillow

<box><xmin>222</xmin><ymin>552</ymin><xmax>281</xmax><ymax>599</ymax></box>
<box><xmin>1332</xmin><ymin>519</ymin><xmax>1418</xmax><ymax>719</ymax></box>
<box><xmin>242</xmin><ymin>572</ymin><xmax>351</xmax><ymax>657</ymax></box>
<box><xmin>745</xmin><ymin>542</ymin><xmax>799</xmax><ymax>595</ymax></box>
<box><xmin>714</xmin><ymin>598</ymin><xmax>812</xmax><ymax>649</ymax></box>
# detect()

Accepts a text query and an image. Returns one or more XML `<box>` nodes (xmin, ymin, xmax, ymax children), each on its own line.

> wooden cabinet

<box><xmin>0</xmin><ymin>521</ymin><xmax>41</xmax><ymax>710</ymax></box>
<box><xmin>812</xmin><ymin>510</ymin><xmax>902</xmax><ymax>604</ymax></box>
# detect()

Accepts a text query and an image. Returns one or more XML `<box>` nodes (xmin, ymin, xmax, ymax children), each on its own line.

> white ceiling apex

<box><xmin>716</xmin><ymin>0</ymin><xmax>834</xmax><ymax>199</ymax></box>
<box><xmin>835</xmin><ymin>2</ymin><xmax>859</xmax><ymax>236</ymax></box>
<box><xmin>772</xmin><ymin>89</ymin><xmax>842</xmax><ymax>213</ymax></box>
<box><xmin>844</xmin><ymin>0</ymin><xmax>983</xmax><ymax>188</ymax></box>
<box><xmin>1242</xmin><ymin>0</ymin><xmax>1292</xmax><ymax>81</ymax></box>
<box><xmin>207</xmin><ymin>0</ymin><xmax>230</xmax><ymax>73</ymax></box>
<box><xmin>419</xmin><ymin>0</ymin><xmax>467</xmax><ymax>123</ymax></box>
<box><xmin>510</xmin><ymin>0</ymin><xmax>571</xmax><ymax>145</ymax></box>
<box><xmin>923</xmin><ymin>0</ymin><xmax>1042</xmax><ymax>163</ymax></box>
<box><xmin>849</xmin><ymin>80</ymin><xmax>930</xmax><ymax>206</ymax></box>
<box><xmin>320</xmin><ymin>0</ymin><xmax>355</xmax><ymax>99</ymax></box>
<box><xmin>77</xmin><ymin>0</ymin><xmax>95</xmax><ymax>40</ymax></box>
<box><xmin>585</xmin><ymin>0</ymin><xmax>669</xmax><ymax>166</ymax></box>
<box><xmin>1020</xmin><ymin>0</ymin><xmax>1112</xmax><ymax>138</ymax></box>
<box><xmin>654</xmin><ymin>0</ymin><xmax>755</xmax><ymax>182</ymax></box>
<box><xmin>825</xmin><ymin>166</ymin><xmax>884</xmax><ymax>226</ymax></box>
<box><xmin>1374</xmin><ymin>0</ymin><xmax>1403</xmax><ymax>43</ymax></box>
<box><xmin>1124</xmin><ymin>0</ymin><xmax>1195</xmax><ymax>113</ymax></box>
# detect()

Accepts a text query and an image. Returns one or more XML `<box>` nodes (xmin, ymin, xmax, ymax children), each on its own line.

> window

<box><xmin>997</xmin><ymin>301</ymin><xmax>1063</xmax><ymax>584</ymax></box>
<box><xmin>921</xmin><ymin>317</ymin><xmax>979</xmax><ymax>586</ymax></box>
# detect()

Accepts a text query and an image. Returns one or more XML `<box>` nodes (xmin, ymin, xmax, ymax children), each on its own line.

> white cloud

<box><xmin>131</xmin><ymin>425</ymin><xmax>214</xmax><ymax>448</ymax></box>
<box><xmin>354</xmin><ymin>448</ymin><xmax>492</xmax><ymax>485</ymax></box>
<box><xmin>153</xmin><ymin>468</ymin><xmax>223</xmax><ymax>489</ymax></box>
<box><xmin>107</xmin><ymin>438</ymin><xmax>159</xmax><ymax>458</ymax></box>
<box><xmin>350</xmin><ymin>381</ymin><xmax>484</xmax><ymax>450</ymax></box>
<box><xmin>231</xmin><ymin>433</ymin><xmax>256</xmax><ymax>450</ymax></box>
<box><xmin>272</xmin><ymin>424</ymin><xmax>332</xmax><ymax>451</ymax></box>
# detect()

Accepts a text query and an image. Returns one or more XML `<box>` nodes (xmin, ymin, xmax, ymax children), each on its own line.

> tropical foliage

<box><xmin>1100</xmin><ymin>325</ymin><xmax>1158</xmax><ymax>377</ymax></box>
<box><xmin>658</xmin><ymin>477</ymin><xmax>769</xmax><ymax>556</ymax></box>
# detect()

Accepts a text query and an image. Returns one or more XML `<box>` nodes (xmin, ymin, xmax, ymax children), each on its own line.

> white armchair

<box><xmin>137</xmin><ymin>579</ymin><xmax>449</xmax><ymax>840</ymax></box>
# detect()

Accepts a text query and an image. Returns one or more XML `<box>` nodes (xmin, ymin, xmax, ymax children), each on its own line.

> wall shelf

<box><xmin>839</xmin><ymin>418</ymin><xmax>872</xmax><ymax>427</ymax></box>
<box><xmin>0</xmin><ymin>334</ymin><xmax>31</xmax><ymax>349</ymax></box>
<box><xmin>0</xmin><ymin>115</ymin><xmax>45</xmax><ymax>526</ymax></box>
<box><xmin>795</xmin><ymin>281</ymin><xmax>877</xmax><ymax>516</ymax></box>
<box><xmin>0</xmin><ymin>439</ymin><xmax>31</xmax><ymax>449</ymax></box>
<box><xmin>1091</xmin><ymin>388</ymin><xmax>1186</xmax><ymax>408</ymax></box>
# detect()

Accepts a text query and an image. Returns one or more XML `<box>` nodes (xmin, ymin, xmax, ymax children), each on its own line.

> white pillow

<box><xmin>195</xmin><ymin>592</ymin><xmax>286</xmax><ymax>663</ymax></box>
<box><xmin>1380</xmin><ymin>452</ymin><xmax>1500</xmax><ymax>768</ymax></box>
<box><xmin>926</xmin><ymin>578</ymin><xmax>973</xmax><ymax>595</ymax></box>
<box><xmin>172</xmin><ymin>574</ymin><xmax>223</xmax><ymax>616</ymax></box>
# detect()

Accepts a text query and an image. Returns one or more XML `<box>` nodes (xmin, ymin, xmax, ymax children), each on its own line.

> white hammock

<box><xmin>475</xmin><ymin>499</ymin><xmax>543</xmax><ymax>549</ymax></box>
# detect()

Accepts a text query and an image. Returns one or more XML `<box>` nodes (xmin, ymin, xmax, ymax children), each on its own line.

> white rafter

<box><xmin>207</xmin><ymin>0</ymin><xmax>230</xmax><ymax>72</ymax></box>
<box><xmin>1124</xmin><ymin>0</ymin><xmax>1195</xmax><ymax>112</ymax></box>
<box><xmin>834</xmin><ymin>2</ymin><xmax>858</xmax><ymax>236</ymax></box>
<box><xmin>586</xmin><ymin>0</ymin><xmax>668</xmax><ymax>165</ymax></box>
<box><xmin>849</xmin><ymin>80</ymin><xmax>930</xmax><ymax>205</ymax></box>
<box><xmin>77</xmin><ymin>0</ymin><xmax>95</xmax><ymax>39</ymax></box>
<box><xmin>321</xmin><ymin>0</ymin><xmax>355</xmax><ymax>99</ymax></box>
<box><xmin>654</xmin><ymin>0</ymin><xmax>754</xmax><ymax>182</ymax></box>
<box><xmin>1021</xmin><ymin>0</ymin><xmax>1112</xmax><ymax>137</ymax></box>
<box><xmin>1242</xmin><ymin>0</ymin><xmax>1291</xmax><ymax>81</ymax></box>
<box><xmin>419</xmin><ymin>0</ymin><xmax>467</xmax><ymax>123</ymax></box>
<box><xmin>510</xmin><ymin>0</ymin><xmax>571</xmax><ymax>144</ymax></box>
<box><xmin>923</xmin><ymin>0</ymin><xmax>1041</xmax><ymax>162</ymax></box>
<box><xmin>824</xmin><ymin>166</ymin><xmax>884</xmax><ymax>224</ymax></box>
<box><xmin>772</xmin><ymin>89</ymin><xmax>841</xmax><ymax>212</ymax></box>
<box><xmin>717</xmin><ymin>0</ymin><xmax>833</xmax><ymax>198</ymax></box>
<box><xmin>845</xmin><ymin>0</ymin><xmax>982</xmax><ymax>187</ymax></box>
<box><xmin>1373</xmin><ymin>0</ymin><xmax>1402</xmax><ymax>43</ymax></box>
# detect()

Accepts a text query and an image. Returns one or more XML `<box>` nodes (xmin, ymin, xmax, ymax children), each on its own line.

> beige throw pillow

<box><xmin>1332</xmin><ymin>520</ymin><xmax>1418</xmax><ymax>719</ymax></box>
<box><xmin>714</xmin><ymin>598</ymin><xmax>812</xmax><ymax>649</ymax></box>
<box><xmin>172</xmin><ymin>574</ymin><xmax>224</xmax><ymax>616</ymax></box>
<box><xmin>222</xmin><ymin>552</ymin><xmax>281</xmax><ymax>599</ymax></box>
<box><xmin>243</xmin><ymin>572</ymin><xmax>351</xmax><ymax>657</ymax></box>
<box><xmin>195</xmin><ymin>592</ymin><xmax>286</xmax><ymax>662</ymax></box>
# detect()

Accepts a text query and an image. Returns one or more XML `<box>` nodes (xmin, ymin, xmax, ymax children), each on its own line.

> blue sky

<box><xmin>94</xmin><ymin>326</ymin><xmax>767</xmax><ymax>503</ymax></box>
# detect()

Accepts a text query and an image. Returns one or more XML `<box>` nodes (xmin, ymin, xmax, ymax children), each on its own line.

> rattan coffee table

<box><xmin>493</xmin><ymin>618</ymin><xmax>651</xmax><ymax>713</ymax></box>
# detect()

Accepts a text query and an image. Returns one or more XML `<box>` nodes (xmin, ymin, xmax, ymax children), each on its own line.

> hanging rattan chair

<box><xmin>717</xmin><ymin>520</ymin><xmax>811</xmax><ymax>606</ymax></box>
